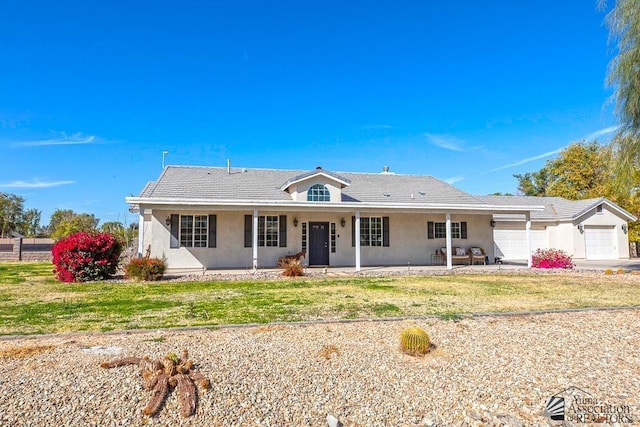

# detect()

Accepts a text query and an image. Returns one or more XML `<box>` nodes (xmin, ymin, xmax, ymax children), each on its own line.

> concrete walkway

<box><xmin>166</xmin><ymin>258</ymin><xmax>640</xmax><ymax>277</ymax></box>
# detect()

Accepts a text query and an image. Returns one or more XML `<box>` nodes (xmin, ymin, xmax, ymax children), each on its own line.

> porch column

<box><xmin>137</xmin><ymin>212</ymin><xmax>144</xmax><ymax>258</ymax></box>
<box><xmin>355</xmin><ymin>210</ymin><xmax>361</xmax><ymax>272</ymax></box>
<box><xmin>252</xmin><ymin>208</ymin><xmax>259</xmax><ymax>271</ymax></box>
<box><xmin>525</xmin><ymin>212</ymin><xmax>532</xmax><ymax>268</ymax></box>
<box><xmin>445</xmin><ymin>213</ymin><xmax>452</xmax><ymax>270</ymax></box>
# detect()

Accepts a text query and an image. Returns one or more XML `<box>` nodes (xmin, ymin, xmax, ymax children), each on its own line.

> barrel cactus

<box><xmin>400</xmin><ymin>326</ymin><xmax>431</xmax><ymax>356</ymax></box>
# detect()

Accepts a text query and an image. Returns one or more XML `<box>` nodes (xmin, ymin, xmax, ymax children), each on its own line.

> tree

<box><xmin>514</xmin><ymin>142</ymin><xmax>610</xmax><ymax>200</ymax></box>
<box><xmin>22</xmin><ymin>209</ymin><xmax>42</xmax><ymax>237</ymax></box>
<box><xmin>47</xmin><ymin>209</ymin><xmax>75</xmax><ymax>235</ymax></box>
<box><xmin>49</xmin><ymin>210</ymin><xmax>99</xmax><ymax>240</ymax></box>
<box><xmin>0</xmin><ymin>193</ymin><xmax>25</xmax><ymax>237</ymax></box>
<box><xmin>101</xmin><ymin>221</ymin><xmax>137</xmax><ymax>247</ymax></box>
<box><xmin>601</xmin><ymin>0</ymin><xmax>640</xmax><ymax>188</ymax></box>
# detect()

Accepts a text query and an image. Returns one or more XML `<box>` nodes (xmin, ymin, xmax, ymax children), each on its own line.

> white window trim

<box><xmin>180</xmin><ymin>214</ymin><xmax>208</xmax><ymax>248</ymax></box>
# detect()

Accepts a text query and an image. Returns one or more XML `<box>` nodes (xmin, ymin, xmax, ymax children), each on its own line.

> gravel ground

<box><xmin>1</xmin><ymin>309</ymin><xmax>638</xmax><ymax>426</ymax></box>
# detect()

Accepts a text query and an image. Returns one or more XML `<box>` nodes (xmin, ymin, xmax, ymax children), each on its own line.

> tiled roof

<box><xmin>479</xmin><ymin>195</ymin><xmax>634</xmax><ymax>221</ymax></box>
<box><xmin>137</xmin><ymin>165</ymin><xmax>486</xmax><ymax>206</ymax></box>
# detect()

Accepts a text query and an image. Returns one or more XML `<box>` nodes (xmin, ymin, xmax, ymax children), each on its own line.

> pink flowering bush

<box><xmin>531</xmin><ymin>248</ymin><xmax>575</xmax><ymax>269</ymax></box>
<box><xmin>52</xmin><ymin>232</ymin><xmax>123</xmax><ymax>282</ymax></box>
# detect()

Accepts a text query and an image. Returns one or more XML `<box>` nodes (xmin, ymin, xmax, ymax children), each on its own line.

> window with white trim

<box><xmin>258</xmin><ymin>215</ymin><xmax>279</xmax><ymax>247</ymax></box>
<box><xmin>180</xmin><ymin>215</ymin><xmax>208</xmax><ymax>247</ymax></box>
<box><xmin>307</xmin><ymin>184</ymin><xmax>330</xmax><ymax>202</ymax></box>
<box><xmin>360</xmin><ymin>217</ymin><xmax>382</xmax><ymax>246</ymax></box>
<box><xmin>428</xmin><ymin>221</ymin><xmax>467</xmax><ymax>239</ymax></box>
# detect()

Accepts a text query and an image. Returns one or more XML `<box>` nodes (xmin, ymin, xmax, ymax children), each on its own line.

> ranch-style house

<box><xmin>126</xmin><ymin>165</ymin><xmax>635</xmax><ymax>271</ymax></box>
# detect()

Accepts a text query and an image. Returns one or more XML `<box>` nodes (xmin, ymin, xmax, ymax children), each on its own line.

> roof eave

<box><xmin>126</xmin><ymin>197</ymin><xmax>544</xmax><ymax>213</ymax></box>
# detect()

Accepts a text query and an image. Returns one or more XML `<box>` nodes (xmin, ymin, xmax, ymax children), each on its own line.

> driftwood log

<box><xmin>100</xmin><ymin>349</ymin><xmax>209</xmax><ymax>418</ymax></box>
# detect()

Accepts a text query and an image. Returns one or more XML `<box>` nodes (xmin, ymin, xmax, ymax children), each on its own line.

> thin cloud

<box><xmin>582</xmin><ymin>125</ymin><xmax>619</xmax><ymax>141</ymax></box>
<box><xmin>484</xmin><ymin>125</ymin><xmax>621</xmax><ymax>175</ymax></box>
<box><xmin>361</xmin><ymin>124</ymin><xmax>393</xmax><ymax>130</ymax></box>
<box><xmin>0</xmin><ymin>179</ymin><xmax>75</xmax><ymax>188</ymax></box>
<box><xmin>425</xmin><ymin>133</ymin><xmax>465</xmax><ymax>152</ymax></box>
<box><xmin>485</xmin><ymin>147</ymin><xmax>564</xmax><ymax>174</ymax></box>
<box><xmin>11</xmin><ymin>133</ymin><xmax>97</xmax><ymax>147</ymax></box>
<box><xmin>445</xmin><ymin>176</ymin><xmax>464</xmax><ymax>185</ymax></box>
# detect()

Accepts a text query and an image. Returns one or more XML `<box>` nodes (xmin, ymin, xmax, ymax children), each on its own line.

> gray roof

<box><xmin>479</xmin><ymin>195</ymin><xmax>636</xmax><ymax>222</ymax></box>
<box><xmin>135</xmin><ymin>165</ymin><xmax>487</xmax><ymax>206</ymax></box>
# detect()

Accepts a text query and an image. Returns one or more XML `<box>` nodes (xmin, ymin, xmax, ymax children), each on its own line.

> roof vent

<box><xmin>382</xmin><ymin>166</ymin><xmax>390</xmax><ymax>173</ymax></box>
<box><xmin>383</xmin><ymin>192</ymin><xmax>391</xmax><ymax>197</ymax></box>
<box><xmin>316</xmin><ymin>166</ymin><xmax>322</xmax><ymax>170</ymax></box>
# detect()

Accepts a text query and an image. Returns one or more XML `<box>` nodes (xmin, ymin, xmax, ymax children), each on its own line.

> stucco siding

<box><xmin>144</xmin><ymin>209</ymin><xmax>496</xmax><ymax>269</ymax></box>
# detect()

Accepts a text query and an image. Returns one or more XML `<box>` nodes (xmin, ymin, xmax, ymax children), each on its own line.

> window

<box><xmin>307</xmin><ymin>184</ymin><xmax>330</xmax><ymax>202</ymax></box>
<box><xmin>352</xmin><ymin>216</ymin><xmax>389</xmax><ymax>247</ymax></box>
<box><xmin>330</xmin><ymin>222</ymin><xmax>336</xmax><ymax>253</ymax></box>
<box><xmin>258</xmin><ymin>215</ymin><xmax>279</xmax><ymax>247</ymax></box>
<box><xmin>170</xmin><ymin>214</ymin><xmax>216</xmax><ymax>248</ymax></box>
<box><xmin>244</xmin><ymin>215</ymin><xmax>287</xmax><ymax>247</ymax></box>
<box><xmin>180</xmin><ymin>215</ymin><xmax>208</xmax><ymax>247</ymax></box>
<box><xmin>427</xmin><ymin>221</ymin><xmax>467</xmax><ymax>239</ymax></box>
<box><xmin>302</xmin><ymin>222</ymin><xmax>307</xmax><ymax>252</ymax></box>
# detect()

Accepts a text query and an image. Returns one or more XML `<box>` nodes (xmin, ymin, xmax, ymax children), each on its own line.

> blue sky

<box><xmin>1</xmin><ymin>1</ymin><xmax>617</xmax><ymax>226</ymax></box>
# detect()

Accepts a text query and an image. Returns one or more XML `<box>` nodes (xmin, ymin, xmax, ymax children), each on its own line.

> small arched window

<box><xmin>307</xmin><ymin>184</ymin><xmax>330</xmax><ymax>202</ymax></box>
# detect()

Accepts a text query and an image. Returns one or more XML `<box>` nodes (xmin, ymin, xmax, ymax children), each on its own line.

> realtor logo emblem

<box><xmin>544</xmin><ymin>386</ymin><xmax>635</xmax><ymax>424</ymax></box>
<box><xmin>544</xmin><ymin>395</ymin><xmax>565</xmax><ymax>421</ymax></box>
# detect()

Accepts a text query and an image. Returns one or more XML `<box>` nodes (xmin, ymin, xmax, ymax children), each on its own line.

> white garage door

<box><xmin>493</xmin><ymin>229</ymin><xmax>547</xmax><ymax>260</ymax></box>
<box><xmin>584</xmin><ymin>226</ymin><xmax>616</xmax><ymax>260</ymax></box>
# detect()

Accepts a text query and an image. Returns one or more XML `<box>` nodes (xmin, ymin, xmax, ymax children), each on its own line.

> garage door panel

<box><xmin>494</xmin><ymin>229</ymin><xmax>547</xmax><ymax>260</ymax></box>
<box><xmin>584</xmin><ymin>227</ymin><xmax>616</xmax><ymax>260</ymax></box>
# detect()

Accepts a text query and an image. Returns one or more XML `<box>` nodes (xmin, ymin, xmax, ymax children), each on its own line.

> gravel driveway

<box><xmin>1</xmin><ymin>309</ymin><xmax>638</xmax><ymax>426</ymax></box>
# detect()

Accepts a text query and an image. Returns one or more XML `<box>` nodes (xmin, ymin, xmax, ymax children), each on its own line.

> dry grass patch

<box><xmin>0</xmin><ymin>344</ymin><xmax>56</xmax><ymax>359</ymax></box>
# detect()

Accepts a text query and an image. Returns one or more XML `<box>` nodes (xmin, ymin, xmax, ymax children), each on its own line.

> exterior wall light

<box><xmin>490</xmin><ymin>220</ymin><xmax>496</xmax><ymax>228</ymax></box>
<box><xmin>165</xmin><ymin>216</ymin><xmax>172</xmax><ymax>226</ymax></box>
<box><xmin>293</xmin><ymin>218</ymin><xmax>298</xmax><ymax>227</ymax></box>
<box><xmin>340</xmin><ymin>218</ymin><xmax>346</xmax><ymax>227</ymax></box>
<box><xmin>577</xmin><ymin>223</ymin><xmax>584</xmax><ymax>234</ymax></box>
<box><xmin>622</xmin><ymin>224</ymin><xmax>628</xmax><ymax>234</ymax></box>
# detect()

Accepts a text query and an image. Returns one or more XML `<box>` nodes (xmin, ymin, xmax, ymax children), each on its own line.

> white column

<box><xmin>252</xmin><ymin>209</ymin><xmax>259</xmax><ymax>271</ymax></box>
<box><xmin>525</xmin><ymin>212</ymin><xmax>532</xmax><ymax>268</ymax></box>
<box><xmin>137</xmin><ymin>212</ymin><xmax>144</xmax><ymax>258</ymax></box>
<box><xmin>355</xmin><ymin>210</ymin><xmax>361</xmax><ymax>272</ymax></box>
<box><xmin>445</xmin><ymin>213</ymin><xmax>452</xmax><ymax>270</ymax></box>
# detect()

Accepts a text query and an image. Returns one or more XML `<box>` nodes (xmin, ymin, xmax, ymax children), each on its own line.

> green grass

<box><xmin>1</xmin><ymin>261</ymin><xmax>640</xmax><ymax>335</ymax></box>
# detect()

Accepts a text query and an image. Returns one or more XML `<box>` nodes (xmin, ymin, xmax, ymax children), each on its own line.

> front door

<box><xmin>309</xmin><ymin>222</ymin><xmax>330</xmax><ymax>266</ymax></box>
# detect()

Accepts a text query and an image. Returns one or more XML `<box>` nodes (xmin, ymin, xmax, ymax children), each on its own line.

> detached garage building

<box><xmin>481</xmin><ymin>196</ymin><xmax>636</xmax><ymax>261</ymax></box>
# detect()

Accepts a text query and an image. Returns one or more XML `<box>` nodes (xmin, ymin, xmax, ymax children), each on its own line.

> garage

<box><xmin>584</xmin><ymin>226</ymin><xmax>617</xmax><ymax>260</ymax></box>
<box><xmin>493</xmin><ymin>228</ymin><xmax>547</xmax><ymax>260</ymax></box>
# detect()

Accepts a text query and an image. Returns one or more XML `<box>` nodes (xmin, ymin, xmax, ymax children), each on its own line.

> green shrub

<box><xmin>399</xmin><ymin>326</ymin><xmax>431</xmax><ymax>356</ymax></box>
<box><xmin>125</xmin><ymin>257</ymin><xmax>167</xmax><ymax>281</ymax></box>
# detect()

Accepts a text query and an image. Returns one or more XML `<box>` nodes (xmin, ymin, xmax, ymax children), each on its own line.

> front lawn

<box><xmin>1</xmin><ymin>262</ymin><xmax>639</xmax><ymax>335</ymax></box>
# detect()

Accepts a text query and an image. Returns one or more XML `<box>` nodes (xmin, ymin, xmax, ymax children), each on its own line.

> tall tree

<box><xmin>49</xmin><ymin>209</ymin><xmax>99</xmax><ymax>240</ymax></box>
<box><xmin>601</xmin><ymin>0</ymin><xmax>640</xmax><ymax>188</ymax></box>
<box><xmin>101</xmin><ymin>221</ymin><xmax>137</xmax><ymax>247</ymax></box>
<box><xmin>0</xmin><ymin>193</ymin><xmax>25</xmax><ymax>237</ymax></box>
<box><xmin>21</xmin><ymin>209</ymin><xmax>42</xmax><ymax>237</ymax></box>
<box><xmin>514</xmin><ymin>142</ymin><xmax>610</xmax><ymax>199</ymax></box>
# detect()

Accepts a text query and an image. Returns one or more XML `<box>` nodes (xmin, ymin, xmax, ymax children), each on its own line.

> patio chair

<box><xmin>470</xmin><ymin>247</ymin><xmax>486</xmax><ymax>265</ymax></box>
